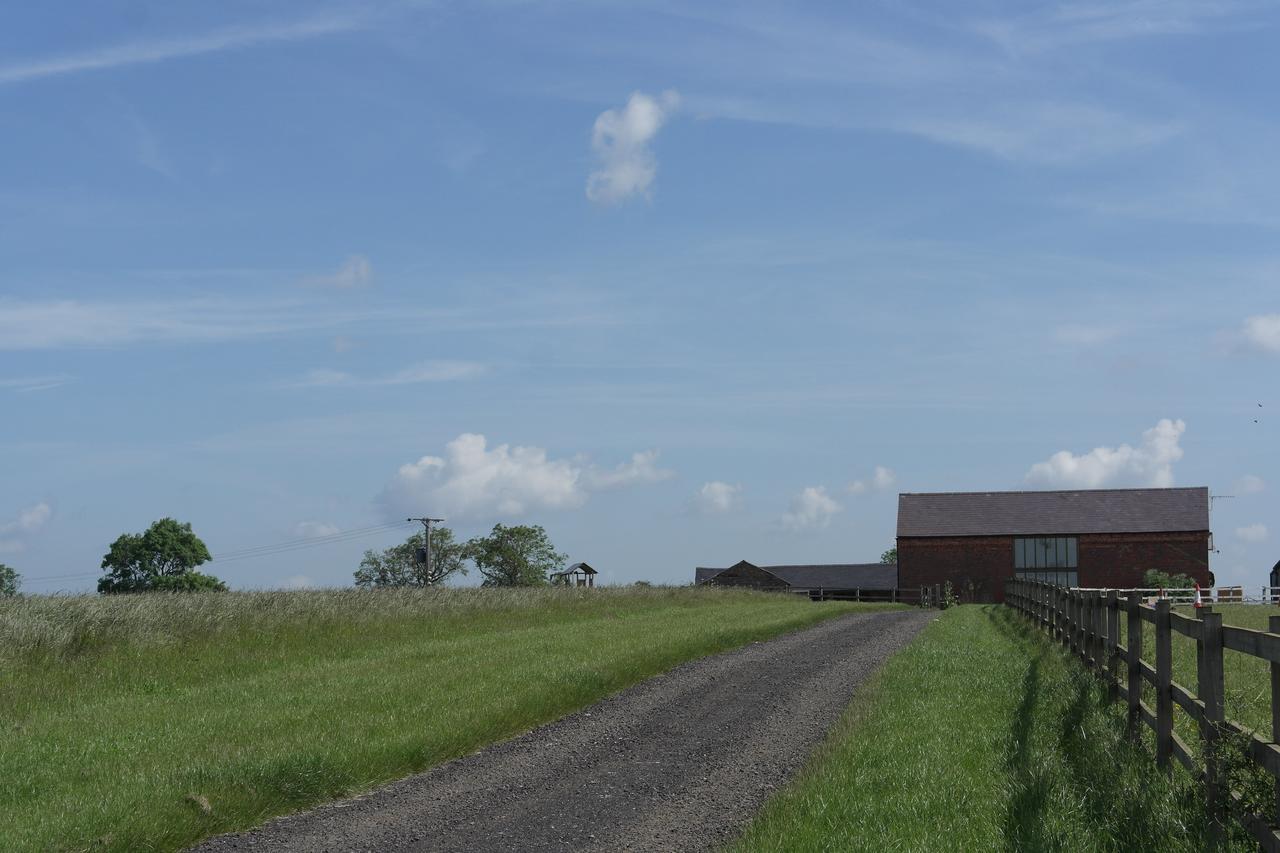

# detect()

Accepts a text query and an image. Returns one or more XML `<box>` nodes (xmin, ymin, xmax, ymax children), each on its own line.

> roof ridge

<box><xmin>899</xmin><ymin>486</ymin><xmax>1207</xmax><ymax>497</ymax></box>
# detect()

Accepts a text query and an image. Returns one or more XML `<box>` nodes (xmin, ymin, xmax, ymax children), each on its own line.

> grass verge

<box><xmin>732</xmin><ymin>604</ymin><xmax>1222</xmax><ymax>852</ymax></box>
<box><xmin>0</xmin><ymin>586</ymin><xmax>900</xmax><ymax>853</ymax></box>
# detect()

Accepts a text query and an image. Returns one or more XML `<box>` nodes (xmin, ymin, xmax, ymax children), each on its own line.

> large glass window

<box><xmin>1014</xmin><ymin>536</ymin><xmax>1078</xmax><ymax>587</ymax></box>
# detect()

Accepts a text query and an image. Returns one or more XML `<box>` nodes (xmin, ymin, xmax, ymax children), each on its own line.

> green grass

<box><xmin>0</xmin><ymin>586</ymin><xmax>900</xmax><ymax>853</ymax></box>
<box><xmin>732</xmin><ymin>605</ymin><xmax>1221</xmax><ymax>852</ymax></box>
<box><xmin>1120</xmin><ymin>604</ymin><xmax>1278</xmax><ymax>736</ymax></box>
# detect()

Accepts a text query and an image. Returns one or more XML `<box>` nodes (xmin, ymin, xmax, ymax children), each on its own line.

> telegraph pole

<box><xmin>407</xmin><ymin>517</ymin><xmax>444</xmax><ymax>583</ymax></box>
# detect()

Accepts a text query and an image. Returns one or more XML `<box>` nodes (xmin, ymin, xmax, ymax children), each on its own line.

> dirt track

<box><xmin>192</xmin><ymin>609</ymin><xmax>934</xmax><ymax>853</ymax></box>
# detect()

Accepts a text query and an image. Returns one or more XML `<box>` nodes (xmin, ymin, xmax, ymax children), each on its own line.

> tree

<box><xmin>97</xmin><ymin>518</ymin><xmax>223</xmax><ymax>594</ymax></box>
<box><xmin>0</xmin><ymin>563</ymin><xmax>19</xmax><ymax>597</ymax></box>
<box><xmin>1142</xmin><ymin>569</ymin><xmax>1195</xmax><ymax>590</ymax></box>
<box><xmin>465</xmin><ymin>524</ymin><xmax>565</xmax><ymax>587</ymax></box>
<box><xmin>880</xmin><ymin>548</ymin><xmax>898</xmax><ymax>565</ymax></box>
<box><xmin>354</xmin><ymin>527</ymin><xmax>467</xmax><ymax>588</ymax></box>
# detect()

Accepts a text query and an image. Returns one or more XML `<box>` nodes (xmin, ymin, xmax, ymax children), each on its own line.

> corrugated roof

<box><xmin>897</xmin><ymin>487</ymin><xmax>1209</xmax><ymax>537</ymax></box>
<box><xmin>695</xmin><ymin>562</ymin><xmax>897</xmax><ymax>588</ymax></box>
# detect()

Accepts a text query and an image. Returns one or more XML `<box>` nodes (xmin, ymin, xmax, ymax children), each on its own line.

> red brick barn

<box><xmin>897</xmin><ymin>487</ymin><xmax>1213</xmax><ymax>603</ymax></box>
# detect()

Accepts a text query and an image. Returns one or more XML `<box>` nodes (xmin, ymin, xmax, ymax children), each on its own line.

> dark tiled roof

<box><xmin>551</xmin><ymin>562</ymin><xmax>597</xmax><ymax>578</ymax></box>
<box><xmin>695</xmin><ymin>562</ymin><xmax>897</xmax><ymax>589</ymax></box>
<box><xmin>695</xmin><ymin>566</ymin><xmax>725</xmax><ymax>584</ymax></box>
<box><xmin>897</xmin><ymin>487</ymin><xmax>1209</xmax><ymax>537</ymax></box>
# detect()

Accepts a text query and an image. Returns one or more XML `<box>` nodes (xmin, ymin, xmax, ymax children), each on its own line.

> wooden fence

<box><xmin>806</xmin><ymin>585</ymin><xmax>944</xmax><ymax>606</ymax></box>
<box><xmin>1006</xmin><ymin>579</ymin><xmax>1280</xmax><ymax>850</ymax></box>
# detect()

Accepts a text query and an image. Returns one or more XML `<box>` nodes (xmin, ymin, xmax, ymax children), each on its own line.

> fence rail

<box><xmin>1006</xmin><ymin>579</ymin><xmax>1280</xmax><ymax>851</ymax></box>
<box><xmin>803</xmin><ymin>585</ymin><xmax>945</xmax><ymax>606</ymax></box>
<box><xmin>1072</xmin><ymin>586</ymin><xmax>1280</xmax><ymax>605</ymax></box>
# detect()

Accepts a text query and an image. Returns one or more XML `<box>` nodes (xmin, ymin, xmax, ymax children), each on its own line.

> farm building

<box><xmin>550</xmin><ymin>562</ymin><xmax>598</xmax><ymax>587</ymax></box>
<box><xmin>897</xmin><ymin>486</ymin><xmax>1213</xmax><ymax>604</ymax></box>
<box><xmin>695</xmin><ymin>560</ymin><xmax>897</xmax><ymax>597</ymax></box>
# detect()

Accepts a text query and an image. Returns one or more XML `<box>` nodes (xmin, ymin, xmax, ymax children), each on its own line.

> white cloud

<box><xmin>695</xmin><ymin>481</ymin><xmax>743</xmax><ymax>514</ymax></box>
<box><xmin>293</xmin><ymin>521</ymin><xmax>339</xmax><ymax>539</ymax></box>
<box><xmin>586</xmin><ymin>90</ymin><xmax>679</xmax><ymax>204</ymax></box>
<box><xmin>0</xmin><ymin>501</ymin><xmax>52</xmax><ymax>553</ymax></box>
<box><xmin>1240</xmin><ymin>314</ymin><xmax>1280</xmax><ymax>353</ymax></box>
<box><xmin>1236</xmin><ymin>523</ymin><xmax>1268</xmax><ymax>543</ymax></box>
<box><xmin>0</xmin><ymin>374</ymin><xmax>71</xmax><ymax>392</ymax></box>
<box><xmin>380</xmin><ymin>433</ymin><xmax>671</xmax><ymax>519</ymax></box>
<box><xmin>282</xmin><ymin>574</ymin><xmax>318</xmax><ymax>590</ymax></box>
<box><xmin>891</xmin><ymin>103</ymin><xmax>1182</xmax><ymax>165</ymax></box>
<box><xmin>1237</xmin><ymin>474</ymin><xmax>1266</xmax><ymax>495</ymax></box>
<box><xmin>781</xmin><ymin>486</ymin><xmax>842</xmax><ymax>531</ymax></box>
<box><xmin>1025</xmin><ymin>418</ymin><xmax>1186</xmax><ymax>488</ymax></box>
<box><xmin>304</xmin><ymin>255</ymin><xmax>373</xmax><ymax>289</ymax></box>
<box><xmin>332</xmin><ymin>336</ymin><xmax>357</xmax><ymax>353</ymax></box>
<box><xmin>290</xmin><ymin>361</ymin><xmax>486</xmax><ymax>388</ymax></box>
<box><xmin>974</xmin><ymin>2</ymin><xmax>1260</xmax><ymax>53</ymax></box>
<box><xmin>0</xmin><ymin>13</ymin><xmax>365</xmax><ymax>86</ymax></box>
<box><xmin>849</xmin><ymin>465</ymin><xmax>896</xmax><ymax>494</ymax></box>
<box><xmin>583</xmin><ymin>450</ymin><xmax>674</xmax><ymax>489</ymax></box>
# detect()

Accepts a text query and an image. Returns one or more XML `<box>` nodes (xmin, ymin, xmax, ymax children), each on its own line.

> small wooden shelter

<box><xmin>551</xmin><ymin>562</ymin><xmax>598</xmax><ymax>588</ymax></box>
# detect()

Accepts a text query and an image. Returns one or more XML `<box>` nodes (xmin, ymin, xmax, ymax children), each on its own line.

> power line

<box><xmin>211</xmin><ymin>522</ymin><xmax>413</xmax><ymax>560</ymax></box>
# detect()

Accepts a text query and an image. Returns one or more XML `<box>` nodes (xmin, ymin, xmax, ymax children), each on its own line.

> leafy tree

<box><xmin>465</xmin><ymin>524</ymin><xmax>565</xmax><ymax>587</ymax></box>
<box><xmin>1142</xmin><ymin>569</ymin><xmax>1195</xmax><ymax>590</ymax></box>
<box><xmin>97</xmin><ymin>518</ymin><xmax>222</xmax><ymax>594</ymax></box>
<box><xmin>0</xmin><ymin>563</ymin><xmax>19</xmax><ymax>597</ymax></box>
<box><xmin>880</xmin><ymin>548</ymin><xmax>898</xmax><ymax>564</ymax></box>
<box><xmin>151</xmin><ymin>571</ymin><xmax>228</xmax><ymax>592</ymax></box>
<box><xmin>354</xmin><ymin>527</ymin><xmax>467</xmax><ymax>588</ymax></box>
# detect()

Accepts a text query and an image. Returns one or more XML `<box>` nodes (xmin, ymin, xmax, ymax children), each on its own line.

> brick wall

<box><xmin>899</xmin><ymin>531</ymin><xmax>1212</xmax><ymax>603</ymax></box>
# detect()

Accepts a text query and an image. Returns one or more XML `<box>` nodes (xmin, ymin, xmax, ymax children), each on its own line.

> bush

<box><xmin>150</xmin><ymin>572</ymin><xmax>229</xmax><ymax>593</ymax></box>
<box><xmin>1142</xmin><ymin>570</ymin><xmax>1195</xmax><ymax>589</ymax></box>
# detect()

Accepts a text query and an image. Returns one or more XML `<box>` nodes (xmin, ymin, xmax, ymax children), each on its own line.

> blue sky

<box><xmin>2</xmin><ymin>0</ymin><xmax>1277</xmax><ymax>592</ymax></box>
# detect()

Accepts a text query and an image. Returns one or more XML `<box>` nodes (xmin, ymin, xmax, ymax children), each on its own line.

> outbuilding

<box><xmin>695</xmin><ymin>560</ymin><xmax>898</xmax><ymax>598</ymax></box>
<box><xmin>897</xmin><ymin>486</ymin><xmax>1212</xmax><ymax>603</ymax></box>
<box><xmin>551</xmin><ymin>562</ymin><xmax>598</xmax><ymax>588</ymax></box>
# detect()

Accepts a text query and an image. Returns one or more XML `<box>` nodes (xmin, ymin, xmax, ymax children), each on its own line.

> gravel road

<box><xmin>192</xmin><ymin>609</ymin><xmax>934</xmax><ymax>853</ymax></box>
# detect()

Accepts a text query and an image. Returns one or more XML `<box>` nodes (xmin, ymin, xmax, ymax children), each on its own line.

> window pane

<box><xmin>1057</xmin><ymin>538</ymin><xmax>1066</xmax><ymax>568</ymax></box>
<box><xmin>1067</xmin><ymin>537</ymin><xmax>1078</xmax><ymax>568</ymax></box>
<box><xmin>1036</xmin><ymin>538</ymin><xmax>1046</xmax><ymax>569</ymax></box>
<box><xmin>1066</xmin><ymin>571</ymin><xmax>1078</xmax><ymax>587</ymax></box>
<box><xmin>1014</xmin><ymin>539</ymin><xmax>1024</xmax><ymax>569</ymax></box>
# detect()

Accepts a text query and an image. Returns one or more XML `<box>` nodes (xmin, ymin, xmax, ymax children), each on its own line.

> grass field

<box><xmin>733</xmin><ymin>605</ymin><xmax>1223</xmax><ymax>852</ymax></box>
<box><xmin>0</xmin><ymin>586</ymin><xmax>899</xmax><ymax>853</ymax></box>
<box><xmin>1119</xmin><ymin>604</ymin><xmax>1278</xmax><ymax>736</ymax></box>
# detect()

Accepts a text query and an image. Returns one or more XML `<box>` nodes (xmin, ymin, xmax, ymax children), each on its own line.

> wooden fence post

<box><xmin>1200</xmin><ymin>608</ymin><xmax>1225</xmax><ymax>846</ymax></box>
<box><xmin>1060</xmin><ymin>587</ymin><xmax>1069</xmax><ymax>648</ymax></box>
<box><xmin>1156</xmin><ymin>598</ymin><xmax>1173</xmax><ymax>772</ymax></box>
<box><xmin>1271</xmin><ymin>614</ymin><xmax>1280</xmax><ymax>830</ymax></box>
<box><xmin>1107</xmin><ymin>590</ymin><xmax>1120</xmax><ymax>699</ymax></box>
<box><xmin>1127</xmin><ymin>591</ymin><xmax>1142</xmax><ymax>741</ymax></box>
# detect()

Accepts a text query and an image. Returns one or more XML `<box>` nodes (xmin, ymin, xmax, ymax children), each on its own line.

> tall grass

<box><xmin>0</xmin><ymin>586</ymin><xmax>893</xmax><ymax>852</ymax></box>
<box><xmin>732</xmin><ymin>605</ymin><xmax>1219</xmax><ymax>852</ymax></box>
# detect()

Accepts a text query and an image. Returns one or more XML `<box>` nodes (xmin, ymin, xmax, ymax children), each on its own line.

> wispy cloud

<box><xmin>0</xmin><ymin>296</ymin><xmax>340</xmax><ymax>350</ymax></box>
<box><xmin>848</xmin><ymin>466</ymin><xmax>896</xmax><ymax>495</ymax></box>
<box><xmin>0</xmin><ymin>375</ymin><xmax>71</xmax><ymax>393</ymax></box>
<box><xmin>289</xmin><ymin>361</ymin><xmax>487</xmax><ymax>388</ymax></box>
<box><xmin>1239</xmin><ymin>314</ymin><xmax>1280</xmax><ymax>353</ymax></box>
<box><xmin>694</xmin><ymin>481</ymin><xmax>743</xmax><ymax>514</ymax></box>
<box><xmin>0</xmin><ymin>12</ymin><xmax>367</xmax><ymax>86</ymax></box>
<box><xmin>781</xmin><ymin>486</ymin><xmax>841</xmax><ymax>531</ymax></box>
<box><xmin>889</xmin><ymin>103</ymin><xmax>1182</xmax><ymax>165</ymax></box>
<box><xmin>974</xmin><ymin>1</ymin><xmax>1264</xmax><ymax>53</ymax></box>
<box><xmin>302</xmin><ymin>255</ymin><xmax>374</xmax><ymax>290</ymax></box>
<box><xmin>0</xmin><ymin>502</ymin><xmax>53</xmax><ymax>554</ymax></box>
